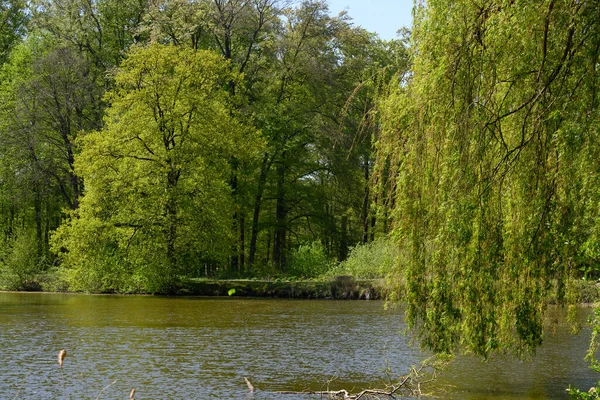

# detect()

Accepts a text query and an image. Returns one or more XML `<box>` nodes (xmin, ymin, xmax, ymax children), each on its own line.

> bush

<box><xmin>0</xmin><ymin>228</ymin><xmax>44</xmax><ymax>291</ymax></box>
<box><xmin>287</xmin><ymin>241</ymin><xmax>334</xmax><ymax>279</ymax></box>
<box><xmin>327</xmin><ymin>238</ymin><xmax>398</xmax><ymax>279</ymax></box>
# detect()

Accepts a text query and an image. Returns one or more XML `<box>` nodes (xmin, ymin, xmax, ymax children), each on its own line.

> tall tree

<box><xmin>378</xmin><ymin>0</ymin><xmax>600</xmax><ymax>357</ymax></box>
<box><xmin>144</xmin><ymin>0</ymin><xmax>282</xmax><ymax>272</ymax></box>
<box><xmin>31</xmin><ymin>0</ymin><xmax>147</xmax><ymax>71</ymax></box>
<box><xmin>0</xmin><ymin>36</ymin><xmax>101</xmax><ymax>276</ymax></box>
<box><xmin>52</xmin><ymin>44</ymin><xmax>257</xmax><ymax>293</ymax></box>
<box><xmin>245</xmin><ymin>1</ymin><xmax>406</xmax><ymax>272</ymax></box>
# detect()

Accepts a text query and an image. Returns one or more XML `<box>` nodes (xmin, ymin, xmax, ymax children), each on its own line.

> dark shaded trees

<box><xmin>141</xmin><ymin>0</ymin><xmax>406</xmax><ymax>274</ymax></box>
<box><xmin>0</xmin><ymin>37</ymin><xmax>99</xmax><ymax>284</ymax></box>
<box><xmin>0</xmin><ymin>0</ymin><xmax>28</xmax><ymax>65</ymax></box>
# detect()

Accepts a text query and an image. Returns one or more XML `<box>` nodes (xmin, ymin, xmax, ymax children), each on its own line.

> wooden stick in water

<box><xmin>244</xmin><ymin>377</ymin><xmax>255</xmax><ymax>393</ymax></box>
<box><xmin>58</xmin><ymin>349</ymin><xmax>66</xmax><ymax>368</ymax></box>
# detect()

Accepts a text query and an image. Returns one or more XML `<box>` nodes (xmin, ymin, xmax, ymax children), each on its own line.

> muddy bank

<box><xmin>177</xmin><ymin>277</ymin><xmax>386</xmax><ymax>299</ymax></box>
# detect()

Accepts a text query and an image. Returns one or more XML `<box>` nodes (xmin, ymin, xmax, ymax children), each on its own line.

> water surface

<box><xmin>0</xmin><ymin>293</ymin><xmax>596</xmax><ymax>399</ymax></box>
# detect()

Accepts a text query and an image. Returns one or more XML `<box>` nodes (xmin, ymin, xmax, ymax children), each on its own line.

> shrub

<box><xmin>328</xmin><ymin>238</ymin><xmax>398</xmax><ymax>279</ymax></box>
<box><xmin>0</xmin><ymin>228</ymin><xmax>43</xmax><ymax>290</ymax></box>
<box><xmin>287</xmin><ymin>241</ymin><xmax>334</xmax><ymax>279</ymax></box>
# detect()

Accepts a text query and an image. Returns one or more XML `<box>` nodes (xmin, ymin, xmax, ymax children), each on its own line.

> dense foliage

<box><xmin>0</xmin><ymin>0</ymin><xmax>405</xmax><ymax>292</ymax></box>
<box><xmin>378</xmin><ymin>0</ymin><xmax>600</xmax><ymax>357</ymax></box>
<box><xmin>52</xmin><ymin>44</ymin><xmax>252</xmax><ymax>292</ymax></box>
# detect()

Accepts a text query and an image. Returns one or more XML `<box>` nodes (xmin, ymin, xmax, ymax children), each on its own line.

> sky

<box><xmin>326</xmin><ymin>0</ymin><xmax>414</xmax><ymax>40</ymax></box>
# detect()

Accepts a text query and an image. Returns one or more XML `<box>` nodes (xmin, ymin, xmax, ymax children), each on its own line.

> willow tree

<box><xmin>379</xmin><ymin>0</ymin><xmax>600</xmax><ymax>357</ymax></box>
<box><xmin>52</xmin><ymin>44</ymin><xmax>257</xmax><ymax>293</ymax></box>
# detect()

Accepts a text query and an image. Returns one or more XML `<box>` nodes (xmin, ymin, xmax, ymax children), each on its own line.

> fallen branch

<box><xmin>94</xmin><ymin>380</ymin><xmax>118</xmax><ymax>400</ymax></box>
<box><xmin>244</xmin><ymin>377</ymin><xmax>255</xmax><ymax>393</ymax></box>
<box><xmin>273</xmin><ymin>355</ymin><xmax>452</xmax><ymax>399</ymax></box>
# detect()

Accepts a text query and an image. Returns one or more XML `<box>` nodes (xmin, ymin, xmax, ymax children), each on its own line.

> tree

<box><xmin>246</xmin><ymin>1</ymin><xmax>407</xmax><ymax>272</ymax></box>
<box><xmin>378</xmin><ymin>0</ymin><xmax>600</xmax><ymax>357</ymax></box>
<box><xmin>52</xmin><ymin>44</ymin><xmax>257</xmax><ymax>293</ymax></box>
<box><xmin>143</xmin><ymin>0</ymin><xmax>282</xmax><ymax>272</ymax></box>
<box><xmin>140</xmin><ymin>0</ymin><xmax>403</xmax><ymax>274</ymax></box>
<box><xmin>0</xmin><ymin>35</ymin><xmax>101</xmax><ymax>288</ymax></box>
<box><xmin>0</xmin><ymin>0</ymin><xmax>28</xmax><ymax>66</ymax></box>
<box><xmin>31</xmin><ymin>0</ymin><xmax>147</xmax><ymax>70</ymax></box>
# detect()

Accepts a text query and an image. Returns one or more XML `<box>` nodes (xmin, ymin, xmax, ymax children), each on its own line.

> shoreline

<box><xmin>0</xmin><ymin>277</ymin><xmax>388</xmax><ymax>300</ymax></box>
<box><xmin>3</xmin><ymin>278</ymin><xmax>599</xmax><ymax>304</ymax></box>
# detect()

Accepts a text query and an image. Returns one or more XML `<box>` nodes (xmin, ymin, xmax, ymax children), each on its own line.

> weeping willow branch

<box><xmin>375</xmin><ymin>0</ymin><xmax>600</xmax><ymax>358</ymax></box>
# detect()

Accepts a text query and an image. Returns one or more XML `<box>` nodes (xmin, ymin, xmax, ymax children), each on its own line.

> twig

<box><xmin>244</xmin><ymin>377</ymin><xmax>255</xmax><ymax>393</ymax></box>
<box><xmin>94</xmin><ymin>379</ymin><xmax>118</xmax><ymax>400</ymax></box>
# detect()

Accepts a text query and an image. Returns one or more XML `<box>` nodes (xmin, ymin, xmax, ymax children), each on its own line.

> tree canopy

<box><xmin>52</xmin><ymin>44</ymin><xmax>254</xmax><ymax>292</ymax></box>
<box><xmin>0</xmin><ymin>0</ymin><xmax>406</xmax><ymax>291</ymax></box>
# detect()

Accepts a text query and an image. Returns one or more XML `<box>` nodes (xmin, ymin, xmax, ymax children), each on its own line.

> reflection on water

<box><xmin>0</xmin><ymin>293</ymin><xmax>596</xmax><ymax>399</ymax></box>
<box><xmin>434</xmin><ymin>306</ymin><xmax>597</xmax><ymax>399</ymax></box>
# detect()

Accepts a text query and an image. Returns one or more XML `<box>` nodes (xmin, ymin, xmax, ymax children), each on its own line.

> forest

<box><xmin>0</xmin><ymin>0</ymin><xmax>407</xmax><ymax>293</ymax></box>
<box><xmin>1</xmin><ymin>0</ymin><xmax>600</xmax><ymax>372</ymax></box>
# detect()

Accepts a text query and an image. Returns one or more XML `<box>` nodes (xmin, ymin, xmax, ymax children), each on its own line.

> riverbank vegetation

<box><xmin>0</xmin><ymin>0</ymin><xmax>407</xmax><ymax>294</ymax></box>
<box><xmin>377</xmin><ymin>0</ymin><xmax>600</xmax><ymax>359</ymax></box>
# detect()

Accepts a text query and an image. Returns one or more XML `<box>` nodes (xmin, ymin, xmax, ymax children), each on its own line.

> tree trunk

<box><xmin>165</xmin><ymin>166</ymin><xmax>180</xmax><ymax>273</ymax></box>
<box><xmin>273</xmin><ymin>160</ymin><xmax>287</xmax><ymax>271</ymax></box>
<box><xmin>34</xmin><ymin>189</ymin><xmax>43</xmax><ymax>259</ymax></box>
<box><xmin>339</xmin><ymin>215</ymin><xmax>348</xmax><ymax>261</ymax></box>
<box><xmin>361</xmin><ymin>155</ymin><xmax>370</xmax><ymax>243</ymax></box>
<box><xmin>249</xmin><ymin>153</ymin><xmax>271</xmax><ymax>268</ymax></box>
<box><xmin>370</xmin><ymin>213</ymin><xmax>376</xmax><ymax>242</ymax></box>
<box><xmin>239</xmin><ymin>213</ymin><xmax>245</xmax><ymax>271</ymax></box>
<box><xmin>229</xmin><ymin>156</ymin><xmax>239</xmax><ymax>271</ymax></box>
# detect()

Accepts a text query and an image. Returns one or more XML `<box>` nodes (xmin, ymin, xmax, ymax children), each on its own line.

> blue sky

<box><xmin>326</xmin><ymin>0</ymin><xmax>414</xmax><ymax>40</ymax></box>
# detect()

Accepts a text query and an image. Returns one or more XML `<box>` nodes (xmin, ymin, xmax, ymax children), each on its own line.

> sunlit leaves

<box><xmin>53</xmin><ymin>44</ymin><xmax>258</xmax><ymax>293</ymax></box>
<box><xmin>379</xmin><ymin>0</ymin><xmax>600</xmax><ymax>357</ymax></box>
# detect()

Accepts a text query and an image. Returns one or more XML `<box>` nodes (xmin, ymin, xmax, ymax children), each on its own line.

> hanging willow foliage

<box><xmin>377</xmin><ymin>0</ymin><xmax>600</xmax><ymax>357</ymax></box>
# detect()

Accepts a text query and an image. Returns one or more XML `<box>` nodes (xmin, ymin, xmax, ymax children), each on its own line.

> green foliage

<box><xmin>0</xmin><ymin>0</ymin><xmax>405</xmax><ymax>290</ymax></box>
<box><xmin>0</xmin><ymin>0</ymin><xmax>28</xmax><ymax>66</ymax></box>
<box><xmin>52</xmin><ymin>43</ymin><xmax>257</xmax><ymax>293</ymax></box>
<box><xmin>327</xmin><ymin>238</ymin><xmax>397</xmax><ymax>279</ymax></box>
<box><xmin>567</xmin><ymin>386</ymin><xmax>600</xmax><ymax>400</ymax></box>
<box><xmin>287</xmin><ymin>241</ymin><xmax>333</xmax><ymax>279</ymax></box>
<box><xmin>0</xmin><ymin>228</ymin><xmax>43</xmax><ymax>291</ymax></box>
<box><xmin>378</xmin><ymin>0</ymin><xmax>600</xmax><ymax>357</ymax></box>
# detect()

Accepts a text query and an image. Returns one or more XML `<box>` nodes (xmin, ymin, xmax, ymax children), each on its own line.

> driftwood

<box><xmin>58</xmin><ymin>349</ymin><xmax>66</xmax><ymax>368</ymax></box>
<box><xmin>244</xmin><ymin>377</ymin><xmax>255</xmax><ymax>393</ymax></box>
<box><xmin>271</xmin><ymin>355</ymin><xmax>451</xmax><ymax>399</ymax></box>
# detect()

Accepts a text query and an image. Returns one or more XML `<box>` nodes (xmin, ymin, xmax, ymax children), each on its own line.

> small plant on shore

<box><xmin>0</xmin><ymin>228</ymin><xmax>44</xmax><ymax>290</ymax></box>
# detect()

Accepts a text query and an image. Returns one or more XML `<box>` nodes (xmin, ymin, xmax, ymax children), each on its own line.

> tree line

<box><xmin>0</xmin><ymin>0</ymin><xmax>407</xmax><ymax>292</ymax></box>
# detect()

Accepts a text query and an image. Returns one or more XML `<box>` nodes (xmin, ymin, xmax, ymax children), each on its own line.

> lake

<box><xmin>0</xmin><ymin>292</ymin><xmax>596</xmax><ymax>399</ymax></box>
